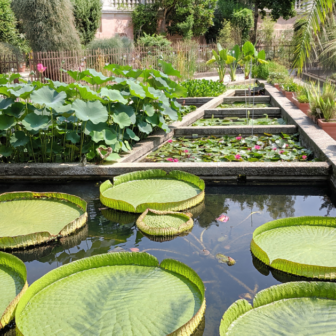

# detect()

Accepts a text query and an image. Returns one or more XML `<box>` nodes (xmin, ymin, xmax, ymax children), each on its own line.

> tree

<box><xmin>71</xmin><ymin>0</ymin><xmax>102</xmax><ymax>46</ymax></box>
<box><xmin>0</xmin><ymin>0</ymin><xmax>18</xmax><ymax>44</ymax></box>
<box><xmin>231</xmin><ymin>8</ymin><xmax>254</xmax><ymax>44</ymax></box>
<box><xmin>252</xmin><ymin>0</ymin><xmax>296</xmax><ymax>43</ymax></box>
<box><xmin>11</xmin><ymin>0</ymin><xmax>81</xmax><ymax>51</ymax></box>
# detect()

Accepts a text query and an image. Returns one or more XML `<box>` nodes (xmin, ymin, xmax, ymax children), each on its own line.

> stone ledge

<box><xmin>223</xmin><ymin>96</ymin><xmax>270</xmax><ymax>103</ymax></box>
<box><xmin>204</xmin><ymin>107</ymin><xmax>281</xmax><ymax>118</ymax></box>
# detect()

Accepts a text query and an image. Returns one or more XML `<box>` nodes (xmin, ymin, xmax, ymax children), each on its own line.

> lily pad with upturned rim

<box><xmin>0</xmin><ymin>192</ymin><xmax>88</xmax><ymax>250</ymax></box>
<box><xmin>220</xmin><ymin>281</ymin><xmax>336</xmax><ymax>336</ymax></box>
<box><xmin>15</xmin><ymin>252</ymin><xmax>206</xmax><ymax>336</ymax></box>
<box><xmin>137</xmin><ymin>209</ymin><xmax>193</xmax><ymax>236</ymax></box>
<box><xmin>0</xmin><ymin>252</ymin><xmax>28</xmax><ymax>330</ymax></box>
<box><xmin>100</xmin><ymin>169</ymin><xmax>205</xmax><ymax>213</ymax></box>
<box><xmin>251</xmin><ymin>216</ymin><xmax>336</xmax><ymax>279</ymax></box>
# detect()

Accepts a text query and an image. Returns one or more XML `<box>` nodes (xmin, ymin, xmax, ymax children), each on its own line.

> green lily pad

<box><xmin>10</xmin><ymin>131</ymin><xmax>29</xmax><ymax>147</ymax></box>
<box><xmin>220</xmin><ymin>281</ymin><xmax>336</xmax><ymax>336</ymax></box>
<box><xmin>100</xmin><ymin>169</ymin><xmax>205</xmax><ymax>213</ymax></box>
<box><xmin>137</xmin><ymin>209</ymin><xmax>193</xmax><ymax>236</ymax></box>
<box><xmin>0</xmin><ymin>252</ymin><xmax>28</xmax><ymax>330</ymax></box>
<box><xmin>72</xmin><ymin>99</ymin><xmax>108</xmax><ymax>124</ymax></box>
<box><xmin>16</xmin><ymin>252</ymin><xmax>205</xmax><ymax>336</ymax></box>
<box><xmin>251</xmin><ymin>216</ymin><xmax>336</xmax><ymax>279</ymax></box>
<box><xmin>0</xmin><ymin>192</ymin><xmax>87</xmax><ymax>249</ymax></box>
<box><xmin>22</xmin><ymin>113</ymin><xmax>50</xmax><ymax>131</ymax></box>
<box><xmin>8</xmin><ymin>85</ymin><xmax>34</xmax><ymax>99</ymax></box>
<box><xmin>4</xmin><ymin>102</ymin><xmax>26</xmax><ymax>119</ymax></box>
<box><xmin>30</xmin><ymin>86</ymin><xmax>66</xmax><ymax>109</ymax></box>
<box><xmin>0</xmin><ymin>115</ymin><xmax>15</xmax><ymax>130</ymax></box>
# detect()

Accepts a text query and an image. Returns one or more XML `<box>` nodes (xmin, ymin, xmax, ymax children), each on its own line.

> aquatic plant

<box><xmin>0</xmin><ymin>252</ymin><xmax>27</xmax><ymax>330</ymax></box>
<box><xmin>100</xmin><ymin>169</ymin><xmax>205</xmax><ymax>213</ymax></box>
<box><xmin>15</xmin><ymin>252</ymin><xmax>206</xmax><ymax>335</ymax></box>
<box><xmin>0</xmin><ymin>191</ymin><xmax>87</xmax><ymax>249</ymax></box>
<box><xmin>251</xmin><ymin>216</ymin><xmax>336</xmax><ymax>279</ymax></box>
<box><xmin>136</xmin><ymin>209</ymin><xmax>194</xmax><ymax>236</ymax></box>
<box><xmin>220</xmin><ymin>281</ymin><xmax>336</xmax><ymax>335</ymax></box>
<box><xmin>192</xmin><ymin>115</ymin><xmax>285</xmax><ymax>126</ymax></box>
<box><xmin>180</xmin><ymin>79</ymin><xmax>227</xmax><ymax>97</ymax></box>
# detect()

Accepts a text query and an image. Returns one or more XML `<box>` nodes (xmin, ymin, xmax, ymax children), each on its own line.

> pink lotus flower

<box><xmin>37</xmin><ymin>63</ymin><xmax>47</xmax><ymax>73</ymax></box>
<box><xmin>247</xmin><ymin>148</ymin><xmax>251</xmax><ymax>151</ymax></box>
<box><xmin>235</xmin><ymin>154</ymin><xmax>241</xmax><ymax>160</ymax></box>
<box><xmin>130</xmin><ymin>248</ymin><xmax>139</xmax><ymax>252</ymax></box>
<box><xmin>254</xmin><ymin>145</ymin><xmax>261</xmax><ymax>150</ymax></box>
<box><xmin>167</xmin><ymin>158</ymin><xmax>174</xmax><ymax>162</ymax></box>
<box><xmin>173</xmin><ymin>159</ymin><xmax>179</xmax><ymax>162</ymax></box>
<box><xmin>285</xmin><ymin>144</ymin><xmax>289</xmax><ymax>147</ymax></box>
<box><xmin>302</xmin><ymin>155</ymin><xmax>307</xmax><ymax>160</ymax></box>
<box><xmin>273</xmin><ymin>148</ymin><xmax>277</xmax><ymax>150</ymax></box>
<box><xmin>279</xmin><ymin>150</ymin><xmax>284</xmax><ymax>154</ymax></box>
<box><xmin>167</xmin><ymin>139</ymin><xmax>173</xmax><ymax>143</ymax></box>
<box><xmin>184</xmin><ymin>150</ymin><xmax>188</xmax><ymax>153</ymax></box>
<box><xmin>236</xmin><ymin>136</ymin><xmax>242</xmax><ymax>140</ymax></box>
<box><xmin>216</xmin><ymin>214</ymin><xmax>229</xmax><ymax>222</ymax></box>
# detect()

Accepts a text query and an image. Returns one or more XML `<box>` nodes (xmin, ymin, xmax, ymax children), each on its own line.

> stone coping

<box><xmin>204</xmin><ymin>107</ymin><xmax>281</xmax><ymax>118</ymax></box>
<box><xmin>223</xmin><ymin>96</ymin><xmax>270</xmax><ymax>103</ymax></box>
<box><xmin>174</xmin><ymin>125</ymin><xmax>297</xmax><ymax>136</ymax></box>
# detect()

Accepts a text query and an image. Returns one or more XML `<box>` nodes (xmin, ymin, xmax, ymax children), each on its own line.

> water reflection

<box><xmin>1</xmin><ymin>182</ymin><xmax>336</xmax><ymax>336</ymax></box>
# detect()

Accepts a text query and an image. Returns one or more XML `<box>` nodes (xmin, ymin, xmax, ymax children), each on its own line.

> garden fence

<box><xmin>302</xmin><ymin>60</ymin><xmax>336</xmax><ymax>85</ymax></box>
<box><xmin>0</xmin><ymin>53</ymin><xmax>19</xmax><ymax>74</ymax></box>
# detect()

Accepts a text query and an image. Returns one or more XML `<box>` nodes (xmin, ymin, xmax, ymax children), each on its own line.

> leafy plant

<box><xmin>252</xmin><ymin>63</ymin><xmax>269</xmax><ymax>79</ymax></box>
<box><xmin>0</xmin><ymin>0</ymin><xmax>19</xmax><ymax>45</ymax></box>
<box><xmin>219</xmin><ymin>102</ymin><xmax>271</xmax><ymax>108</ymax></box>
<box><xmin>0</xmin><ymin>61</ymin><xmax>187</xmax><ymax>163</ymax></box>
<box><xmin>297</xmin><ymin>95</ymin><xmax>309</xmax><ymax>103</ymax></box>
<box><xmin>231</xmin><ymin>8</ymin><xmax>254</xmax><ymax>44</ymax></box>
<box><xmin>100</xmin><ymin>169</ymin><xmax>205</xmax><ymax>213</ymax></box>
<box><xmin>267</xmin><ymin>71</ymin><xmax>288</xmax><ymax>85</ymax></box>
<box><xmin>181</xmin><ymin>79</ymin><xmax>227</xmax><ymax>97</ymax></box>
<box><xmin>87</xmin><ymin>35</ymin><xmax>133</xmax><ymax>51</ymax></box>
<box><xmin>281</xmin><ymin>79</ymin><xmax>298</xmax><ymax>92</ymax></box>
<box><xmin>137</xmin><ymin>33</ymin><xmax>172</xmax><ymax>48</ymax></box>
<box><xmin>179</xmin><ymin>104</ymin><xmax>197</xmax><ymax>117</ymax></box>
<box><xmin>145</xmin><ymin>134</ymin><xmax>313</xmax><ymax>163</ymax></box>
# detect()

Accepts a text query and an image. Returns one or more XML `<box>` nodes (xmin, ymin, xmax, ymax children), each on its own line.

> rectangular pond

<box><xmin>1</xmin><ymin>181</ymin><xmax>336</xmax><ymax>335</ymax></box>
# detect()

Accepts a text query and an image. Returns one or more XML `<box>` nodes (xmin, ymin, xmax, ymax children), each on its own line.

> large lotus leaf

<box><xmin>143</xmin><ymin>104</ymin><xmax>155</xmax><ymax>116</ymax></box>
<box><xmin>126</xmin><ymin>128</ymin><xmax>139</xmax><ymax>141</ymax></box>
<box><xmin>0</xmin><ymin>145</ymin><xmax>12</xmax><ymax>157</ymax></box>
<box><xmin>127</xmin><ymin>80</ymin><xmax>146</xmax><ymax>99</ymax></box>
<box><xmin>72</xmin><ymin>99</ymin><xmax>108</xmax><ymax>124</ymax></box>
<box><xmin>0</xmin><ymin>192</ymin><xmax>87</xmax><ymax>249</ymax></box>
<box><xmin>66</xmin><ymin>131</ymin><xmax>80</xmax><ymax>144</ymax></box>
<box><xmin>251</xmin><ymin>216</ymin><xmax>336</xmax><ymax>279</ymax></box>
<box><xmin>22</xmin><ymin>113</ymin><xmax>50</xmax><ymax>131</ymax></box>
<box><xmin>84</xmin><ymin>121</ymin><xmax>106</xmax><ymax>135</ymax></box>
<box><xmin>73</xmin><ymin>84</ymin><xmax>101</xmax><ymax>101</ymax></box>
<box><xmin>146</xmin><ymin>113</ymin><xmax>160</xmax><ymax>126</ymax></box>
<box><xmin>0</xmin><ymin>115</ymin><xmax>15</xmax><ymax>130</ymax></box>
<box><xmin>0</xmin><ymin>98</ymin><xmax>14</xmax><ymax>110</ymax></box>
<box><xmin>113</xmin><ymin>103</ymin><xmax>135</xmax><ymax>123</ymax></box>
<box><xmin>81</xmin><ymin>69</ymin><xmax>112</xmax><ymax>85</ymax></box>
<box><xmin>220</xmin><ymin>281</ymin><xmax>336</xmax><ymax>336</ymax></box>
<box><xmin>30</xmin><ymin>87</ymin><xmax>66</xmax><ymax>109</ymax></box>
<box><xmin>158</xmin><ymin>60</ymin><xmax>181</xmax><ymax>78</ymax></box>
<box><xmin>100</xmin><ymin>169</ymin><xmax>205</xmax><ymax>213</ymax></box>
<box><xmin>161</xmin><ymin>104</ymin><xmax>178</xmax><ymax>121</ymax></box>
<box><xmin>10</xmin><ymin>131</ymin><xmax>29</xmax><ymax>148</ymax></box>
<box><xmin>0</xmin><ymin>252</ymin><xmax>27</xmax><ymax>329</ymax></box>
<box><xmin>137</xmin><ymin>209</ymin><xmax>193</xmax><ymax>236</ymax></box>
<box><xmin>8</xmin><ymin>85</ymin><xmax>34</xmax><ymax>99</ymax></box>
<box><xmin>138</xmin><ymin>120</ymin><xmax>152</xmax><ymax>134</ymax></box>
<box><xmin>16</xmin><ymin>252</ymin><xmax>205</xmax><ymax>336</ymax></box>
<box><xmin>53</xmin><ymin>104</ymin><xmax>74</xmax><ymax>117</ymax></box>
<box><xmin>112</xmin><ymin>112</ymin><xmax>132</xmax><ymax>129</ymax></box>
<box><xmin>100</xmin><ymin>88</ymin><xmax>127</xmax><ymax>104</ymax></box>
<box><xmin>4</xmin><ymin>102</ymin><xmax>26</xmax><ymax>119</ymax></box>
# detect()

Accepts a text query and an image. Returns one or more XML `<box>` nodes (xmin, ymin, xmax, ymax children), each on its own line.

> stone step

<box><xmin>222</xmin><ymin>96</ymin><xmax>271</xmax><ymax>103</ymax></box>
<box><xmin>177</xmin><ymin>97</ymin><xmax>213</xmax><ymax>107</ymax></box>
<box><xmin>204</xmin><ymin>107</ymin><xmax>281</xmax><ymax>118</ymax></box>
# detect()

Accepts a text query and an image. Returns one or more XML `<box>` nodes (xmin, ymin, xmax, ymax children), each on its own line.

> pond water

<box><xmin>1</xmin><ymin>181</ymin><xmax>336</xmax><ymax>336</ymax></box>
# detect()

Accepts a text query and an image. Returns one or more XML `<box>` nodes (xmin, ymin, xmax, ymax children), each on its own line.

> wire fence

<box><xmin>302</xmin><ymin>60</ymin><xmax>336</xmax><ymax>85</ymax></box>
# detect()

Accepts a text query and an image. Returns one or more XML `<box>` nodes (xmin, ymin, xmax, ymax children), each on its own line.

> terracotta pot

<box><xmin>317</xmin><ymin>119</ymin><xmax>336</xmax><ymax>140</ymax></box>
<box><xmin>18</xmin><ymin>63</ymin><xmax>26</xmax><ymax>73</ymax></box>
<box><xmin>274</xmin><ymin>84</ymin><xmax>280</xmax><ymax>91</ymax></box>
<box><xmin>293</xmin><ymin>99</ymin><xmax>310</xmax><ymax>115</ymax></box>
<box><xmin>245</xmin><ymin>75</ymin><xmax>249</xmax><ymax>80</ymax></box>
<box><xmin>284</xmin><ymin>91</ymin><xmax>296</xmax><ymax>103</ymax></box>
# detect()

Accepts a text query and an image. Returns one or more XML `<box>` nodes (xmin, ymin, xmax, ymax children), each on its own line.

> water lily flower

<box><xmin>285</xmin><ymin>144</ymin><xmax>289</xmax><ymax>147</ymax></box>
<box><xmin>279</xmin><ymin>150</ymin><xmax>284</xmax><ymax>154</ymax></box>
<box><xmin>254</xmin><ymin>145</ymin><xmax>261</xmax><ymax>150</ymax></box>
<box><xmin>235</xmin><ymin>154</ymin><xmax>241</xmax><ymax>160</ymax></box>
<box><xmin>272</xmin><ymin>148</ymin><xmax>277</xmax><ymax>150</ymax></box>
<box><xmin>247</xmin><ymin>148</ymin><xmax>252</xmax><ymax>151</ymax></box>
<box><xmin>167</xmin><ymin>158</ymin><xmax>174</xmax><ymax>162</ymax></box>
<box><xmin>37</xmin><ymin>63</ymin><xmax>47</xmax><ymax>73</ymax></box>
<box><xmin>167</xmin><ymin>139</ymin><xmax>173</xmax><ymax>143</ymax></box>
<box><xmin>216</xmin><ymin>214</ymin><xmax>229</xmax><ymax>222</ymax></box>
<box><xmin>236</xmin><ymin>136</ymin><xmax>242</xmax><ymax>140</ymax></box>
<box><xmin>130</xmin><ymin>248</ymin><xmax>139</xmax><ymax>252</ymax></box>
<box><xmin>184</xmin><ymin>150</ymin><xmax>188</xmax><ymax>153</ymax></box>
<box><xmin>173</xmin><ymin>159</ymin><xmax>179</xmax><ymax>162</ymax></box>
<box><xmin>302</xmin><ymin>155</ymin><xmax>307</xmax><ymax>160</ymax></box>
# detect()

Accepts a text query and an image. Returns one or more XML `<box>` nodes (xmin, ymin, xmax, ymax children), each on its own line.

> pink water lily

<box><xmin>130</xmin><ymin>248</ymin><xmax>139</xmax><ymax>252</ymax></box>
<box><xmin>302</xmin><ymin>155</ymin><xmax>307</xmax><ymax>160</ymax></box>
<box><xmin>216</xmin><ymin>214</ymin><xmax>229</xmax><ymax>222</ymax></box>
<box><xmin>173</xmin><ymin>159</ymin><xmax>179</xmax><ymax>162</ymax></box>
<box><xmin>167</xmin><ymin>139</ymin><xmax>173</xmax><ymax>143</ymax></box>
<box><xmin>184</xmin><ymin>150</ymin><xmax>188</xmax><ymax>153</ymax></box>
<box><xmin>272</xmin><ymin>148</ymin><xmax>277</xmax><ymax>150</ymax></box>
<box><xmin>236</xmin><ymin>136</ymin><xmax>242</xmax><ymax>140</ymax></box>
<box><xmin>285</xmin><ymin>144</ymin><xmax>289</xmax><ymax>147</ymax></box>
<box><xmin>279</xmin><ymin>150</ymin><xmax>284</xmax><ymax>154</ymax></box>
<box><xmin>235</xmin><ymin>154</ymin><xmax>241</xmax><ymax>160</ymax></box>
<box><xmin>37</xmin><ymin>63</ymin><xmax>47</xmax><ymax>73</ymax></box>
<box><xmin>254</xmin><ymin>145</ymin><xmax>261</xmax><ymax>150</ymax></box>
<box><xmin>167</xmin><ymin>158</ymin><xmax>174</xmax><ymax>162</ymax></box>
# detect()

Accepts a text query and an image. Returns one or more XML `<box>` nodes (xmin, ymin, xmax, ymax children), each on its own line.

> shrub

<box><xmin>137</xmin><ymin>33</ymin><xmax>171</xmax><ymax>48</ymax></box>
<box><xmin>252</xmin><ymin>63</ymin><xmax>269</xmax><ymax>80</ymax></box>
<box><xmin>217</xmin><ymin>20</ymin><xmax>234</xmax><ymax>48</ymax></box>
<box><xmin>231</xmin><ymin>8</ymin><xmax>254</xmax><ymax>44</ymax></box>
<box><xmin>87</xmin><ymin>35</ymin><xmax>133</xmax><ymax>50</ymax></box>
<box><xmin>180</xmin><ymin>79</ymin><xmax>227</xmax><ymax>97</ymax></box>
<box><xmin>297</xmin><ymin>95</ymin><xmax>309</xmax><ymax>103</ymax></box>
<box><xmin>0</xmin><ymin>0</ymin><xmax>18</xmax><ymax>44</ymax></box>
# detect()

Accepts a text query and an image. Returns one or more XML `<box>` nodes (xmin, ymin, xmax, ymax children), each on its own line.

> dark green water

<box><xmin>1</xmin><ymin>182</ymin><xmax>336</xmax><ymax>336</ymax></box>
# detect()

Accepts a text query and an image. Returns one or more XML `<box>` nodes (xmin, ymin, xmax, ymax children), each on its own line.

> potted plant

<box><xmin>267</xmin><ymin>72</ymin><xmax>287</xmax><ymax>91</ymax></box>
<box><xmin>281</xmin><ymin>80</ymin><xmax>298</xmax><ymax>103</ymax></box>
<box><xmin>293</xmin><ymin>86</ymin><xmax>310</xmax><ymax>115</ymax></box>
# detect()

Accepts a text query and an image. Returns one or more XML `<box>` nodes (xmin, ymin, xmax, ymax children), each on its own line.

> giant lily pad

<box><xmin>16</xmin><ymin>252</ymin><xmax>205</xmax><ymax>336</ymax></box>
<box><xmin>0</xmin><ymin>252</ymin><xmax>27</xmax><ymax>330</ymax></box>
<box><xmin>100</xmin><ymin>169</ymin><xmax>205</xmax><ymax>213</ymax></box>
<box><xmin>251</xmin><ymin>216</ymin><xmax>336</xmax><ymax>279</ymax></box>
<box><xmin>220</xmin><ymin>281</ymin><xmax>336</xmax><ymax>336</ymax></box>
<box><xmin>137</xmin><ymin>209</ymin><xmax>193</xmax><ymax>236</ymax></box>
<box><xmin>0</xmin><ymin>192</ymin><xmax>88</xmax><ymax>249</ymax></box>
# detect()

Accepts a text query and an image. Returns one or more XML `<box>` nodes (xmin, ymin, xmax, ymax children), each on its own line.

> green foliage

<box><xmin>217</xmin><ymin>20</ymin><xmax>234</xmax><ymax>49</ymax></box>
<box><xmin>137</xmin><ymin>33</ymin><xmax>171</xmax><ymax>48</ymax></box>
<box><xmin>70</xmin><ymin>0</ymin><xmax>102</xmax><ymax>46</ymax></box>
<box><xmin>0</xmin><ymin>61</ymin><xmax>187</xmax><ymax>164</ymax></box>
<box><xmin>132</xmin><ymin>3</ymin><xmax>160</xmax><ymax>41</ymax></box>
<box><xmin>252</xmin><ymin>63</ymin><xmax>269</xmax><ymax>79</ymax></box>
<box><xmin>146</xmin><ymin>134</ymin><xmax>313</xmax><ymax>163</ymax></box>
<box><xmin>87</xmin><ymin>35</ymin><xmax>133</xmax><ymax>51</ymax></box>
<box><xmin>0</xmin><ymin>0</ymin><xmax>18</xmax><ymax>44</ymax></box>
<box><xmin>297</xmin><ymin>95</ymin><xmax>309</xmax><ymax>103</ymax></box>
<box><xmin>193</xmin><ymin>115</ymin><xmax>285</xmax><ymax>126</ymax></box>
<box><xmin>231</xmin><ymin>8</ymin><xmax>254</xmax><ymax>44</ymax></box>
<box><xmin>11</xmin><ymin>0</ymin><xmax>81</xmax><ymax>52</ymax></box>
<box><xmin>180</xmin><ymin>79</ymin><xmax>227</xmax><ymax>97</ymax></box>
<box><xmin>281</xmin><ymin>79</ymin><xmax>298</xmax><ymax>92</ymax></box>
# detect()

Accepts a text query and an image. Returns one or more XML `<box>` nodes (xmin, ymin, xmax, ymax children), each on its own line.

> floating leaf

<box><xmin>30</xmin><ymin>86</ymin><xmax>66</xmax><ymax>109</ymax></box>
<box><xmin>10</xmin><ymin>131</ymin><xmax>29</xmax><ymax>147</ymax></box>
<box><xmin>72</xmin><ymin>99</ymin><xmax>108</xmax><ymax>124</ymax></box>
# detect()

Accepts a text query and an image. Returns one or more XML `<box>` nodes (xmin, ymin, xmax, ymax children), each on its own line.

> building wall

<box><xmin>96</xmin><ymin>12</ymin><xmax>134</xmax><ymax>39</ymax></box>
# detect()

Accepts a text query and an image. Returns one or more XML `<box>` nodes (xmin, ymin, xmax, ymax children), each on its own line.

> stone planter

<box><xmin>293</xmin><ymin>99</ymin><xmax>310</xmax><ymax>115</ymax></box>
<box><xmin>317</xmin><ymin>119</ymin><xmax>336</xmax><ymax>140</ymax></box>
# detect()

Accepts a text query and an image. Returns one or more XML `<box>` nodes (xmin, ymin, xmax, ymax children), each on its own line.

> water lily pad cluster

<box><xmin>0</xmin><ymin>61</ymin><xmax>187</xmax><ymax>163</ymax></box>
<box><xmin>193</xmin><ymin>115</ymin><xmax>285</xmax><ymax>126</ymax></box>
<box><xmin>145</xmin><ymin>134</ymin><xmax>313</xmax><ymax>162</ymax></box>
